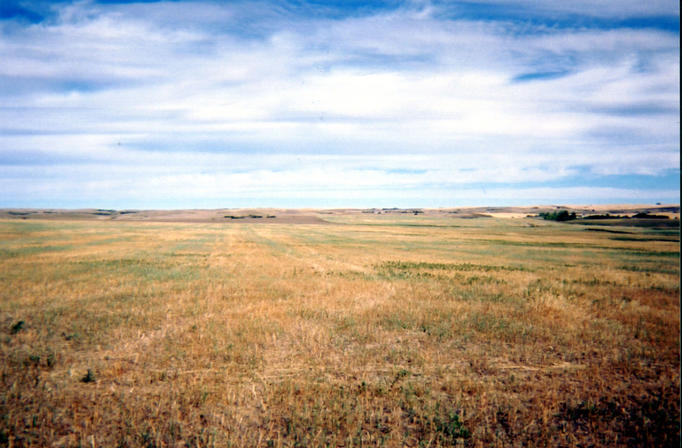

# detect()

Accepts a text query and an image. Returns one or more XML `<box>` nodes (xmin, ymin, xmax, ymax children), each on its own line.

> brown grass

<box><xmin>0</xmin><ymin>215</ymin><xmax>679</xmax><ymax>447</ymax></box>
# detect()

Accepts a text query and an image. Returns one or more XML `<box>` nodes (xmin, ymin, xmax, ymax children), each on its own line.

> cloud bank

<box><xmin>0</xmin><ymin>0</ymin><xmax>679</xmax><ymax>208</ymax></box>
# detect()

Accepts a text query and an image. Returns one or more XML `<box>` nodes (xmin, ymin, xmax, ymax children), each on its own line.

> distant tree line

<box><xmin>582</xmin><ymin>212</ymin><xmax>670</xmax><ymax>220</ymax></box>
<box><xmin>539</xmin><ymin>211</ymin><xmax>671</xmax><ymax>222</ymax></box>
<box><xmin>539</xmin><ymin>210</ymin><xmax>577</xmax><ymax>221</ymax></box>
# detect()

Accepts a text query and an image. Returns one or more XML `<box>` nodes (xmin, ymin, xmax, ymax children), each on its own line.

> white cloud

<box><xmin>0</xmin><ymin>0</ymin><xmax>678</xmax><ymax>207</ymax></box>
<box><xmin>456</xmin><ymin>0</ymin><xmax>679</xmax><ymax>18</ymax></box>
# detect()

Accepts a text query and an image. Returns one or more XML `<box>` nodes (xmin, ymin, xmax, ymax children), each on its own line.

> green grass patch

<box><xmin>379</xmin><ymin>261</ymin><xmax>528</xmax><ymax>273</ymax></box>
<box><xmin>66</xmin><ymin>257</ymin><xmax>203</xmax><ymax>283</ymax></box>
<box><xmin>609</xmin><ymin>236</ymin><xmax>679</xmax><ymax>242</ymax></box>
<box><xmin>463</xmin><ymin>311</ymin><xmax>536</xmax><ymax>342</ymax></box>
<box><xmin>0</xmin><ymin>244</ymin><xmax>75</xmax><ymax>258</ymax></box>
<box><xmin>618</xmin><ymin>264</ymin><xmax>680</xmax><ymax>275</ymax></box>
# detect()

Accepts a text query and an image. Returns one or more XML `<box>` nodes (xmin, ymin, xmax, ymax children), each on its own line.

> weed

<box><xmin>433</xmin><ymin>412</ymin><xmax>470</xmax><ymax>443</ymax></box>
<box><xmin>10</xmin><ymin>320</ymin><xmax>24</xmax><ymax>334</ymax></box>
<box><xmin>62</xmin><ymin>332</ymin><xmax>80</xmax><ymax>341</ymax></box>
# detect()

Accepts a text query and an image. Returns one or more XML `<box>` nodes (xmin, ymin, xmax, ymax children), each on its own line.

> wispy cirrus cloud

<box><xmin>0</xmin><ymin>0</ymin><xmax>678</xmax><ymax>207</ymax></box>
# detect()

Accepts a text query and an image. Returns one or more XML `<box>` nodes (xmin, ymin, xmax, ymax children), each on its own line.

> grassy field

<box><xmin>0</xmin><ymin>214</ymin><xmax>679</xmax><ymax>447</ymax></box>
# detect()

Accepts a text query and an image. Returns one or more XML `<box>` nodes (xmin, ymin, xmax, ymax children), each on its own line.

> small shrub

<box><xmin>10</xmin><ymin>320</ymin><xmax>25</xmax><ymax>334</ymax></box>
<box><xmin>81</xmin><ymin>369</ymin><xmax>96</xmax><ymax>383</ymax></box>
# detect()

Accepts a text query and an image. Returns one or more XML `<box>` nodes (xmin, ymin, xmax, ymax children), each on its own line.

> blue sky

<box><xmin>0</xmin><ymin>0</ymin><xmax>679</xmax><ymax>209</ymax></box>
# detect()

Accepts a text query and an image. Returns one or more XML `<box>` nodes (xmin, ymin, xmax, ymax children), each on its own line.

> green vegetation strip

<box><xmin>379</xmin><ymin>261</ymin><xmax>528</xmax><ymax>272</ymax></box>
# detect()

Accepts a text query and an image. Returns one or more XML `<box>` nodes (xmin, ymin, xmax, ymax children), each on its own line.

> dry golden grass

<box><xmin>0</xmin><ymin>215</ymin><xmax>679</xmax><ymax>447</ymax></box>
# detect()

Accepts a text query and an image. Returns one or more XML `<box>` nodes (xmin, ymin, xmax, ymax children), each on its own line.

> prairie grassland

<box><xmin>0</xmin><ymin>215</ymin><xmax>679</xmax><ymax>447</ymax></box>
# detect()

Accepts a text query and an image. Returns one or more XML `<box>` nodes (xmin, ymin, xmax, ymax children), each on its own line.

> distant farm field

<box><xmin>0</xmin><ymin>215</ymin><xmax>679</xmax><ymax>447</ymax></box>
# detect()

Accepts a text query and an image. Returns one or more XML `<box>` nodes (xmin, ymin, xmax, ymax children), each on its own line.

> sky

<box><xmin>0</xmin><ymin>0</ymin><xmax>679</xmax><ymax>209</ymax></box>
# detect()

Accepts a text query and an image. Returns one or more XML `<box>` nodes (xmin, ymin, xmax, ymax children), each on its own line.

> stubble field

<box><xmin>0</xmin><ymin>213</ymin><xmax>679</xmax><ymax>447</ymax></box>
